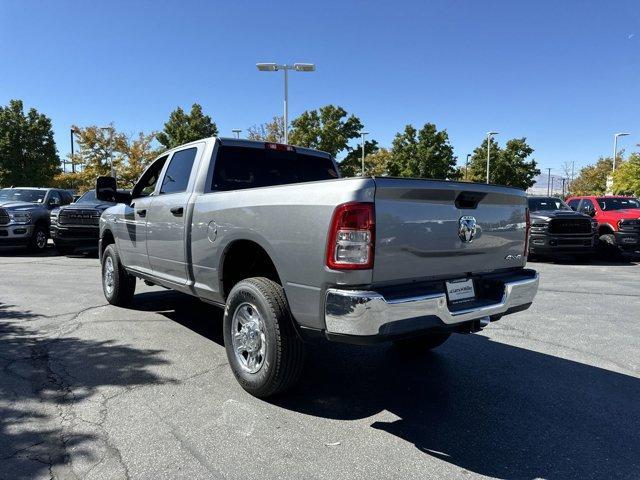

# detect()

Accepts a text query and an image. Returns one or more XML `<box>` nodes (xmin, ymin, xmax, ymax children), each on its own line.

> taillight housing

<box><xmin>326</xmin><ymin>202</ymin><xmax>375</xmax><ymax>270</ymax></box>
<box><xmin>524</xmin><ymin>207</ymin><xmax>531</xmax><ymax>257</ymax></box>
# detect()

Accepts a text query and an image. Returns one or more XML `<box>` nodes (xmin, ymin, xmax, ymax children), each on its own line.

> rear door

<box><xmin>372</xmin><ymin>178</ymin><xmax>527</xmax><ymax>284</ymax></box>
<box><xmin>146</xmin><ymin>144</ymin><xmax>203</xmax><ymax>284</ymax></box>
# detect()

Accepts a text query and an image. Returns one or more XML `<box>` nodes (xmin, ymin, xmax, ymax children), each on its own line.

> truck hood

<box><xmin>61</xmin><ymin>202</ymin><xmax>115</xmax><ymax>212</ymax></box>
<box><xmin>530</xmin><ymin>210</ymin><xmax>591</xmax><ymax>221</ymax></box>
<box><xmin>0</xmin><ymin>201</ymin><xmax>44</xmax><ymax>211</ymax></box>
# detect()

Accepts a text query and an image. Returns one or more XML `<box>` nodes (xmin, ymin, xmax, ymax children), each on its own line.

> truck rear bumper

<box><xmin>324</xmin><ymin>270</ymin><xmax>538</xmax><ymax>339</ymax></box>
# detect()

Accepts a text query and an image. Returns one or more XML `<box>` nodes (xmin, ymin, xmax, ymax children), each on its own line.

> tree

<box><xmin>570</xmin><ymin>157</ymin><xmax>613</xmax><ymax>195</ymax></box>
<box><xmin>288</xmin><ymin>105</ymin><xmax>363</xmax><ymax>157</ymax></box>
<box><xmin>387</xmin><ymin>123</ymin><xmax>458</xmax><ymax>179</ymax></box>
<box><xmin>0</xmin><ymin>99</ymin><xmax>60</xmax><ymax>187</ymax></box>
<box><xmin>247</xmin><ymin>116</ymin><xmax>285</xmax><ymax>143</ymax></box>
<box><xmin>467</xmin><ymin>137</ymin><xmax>539</xmax><ymax>189</ymax></box>
<box><xmin>612</xmin><ymin>153</ymin><xmax>640</xmax><ymax>196</ymax></box>
<box><xmin>338</xmin><ymin>140</ymin><xmax>379</xmax><ymax>177</ymax></box>
<box><xmin>53</xmin><ymin>125</ymin><xmax>159</xmax><ymax>192</ymax></box>
<box><xmin>156</xmin><ymin>103</ymin><xmax>218</xmax><ymax>149</ymax></box>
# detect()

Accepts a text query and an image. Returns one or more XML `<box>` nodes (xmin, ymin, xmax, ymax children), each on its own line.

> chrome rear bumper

<box><xmin>324</xmin><ymin>272</ymin><xmax>539</xmax><ymax>337</ymax></box>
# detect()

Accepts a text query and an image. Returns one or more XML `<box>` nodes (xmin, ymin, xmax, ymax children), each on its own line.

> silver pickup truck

<box><xmin>96</xmin><ymin>138</ymin><xmax>538</xmax><ymax>397</ymax></box>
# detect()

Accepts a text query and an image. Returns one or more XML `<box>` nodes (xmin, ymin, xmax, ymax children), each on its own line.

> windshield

<box><xmin>76</xmin><ymin>190</ymin><xmax>97</xmax><ymax>203</ymax></box>
<box><xmin>0</xmin><ymin>188</ymin><xmax>46</xmax><ymax>204</ymax></box>
<box><xmin>596</xmin><ymin>197</ymin><xmax>640</xmax><ymax>211</ymax></box>
<box><xmin>527</xmin><ymin>197</ymin><xmax>571</xmax><ymax>211</ymax></box>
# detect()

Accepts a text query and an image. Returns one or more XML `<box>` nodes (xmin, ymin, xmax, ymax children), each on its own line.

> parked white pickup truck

<box><xmin>96</xmin><ymin>138</ymin><xmax>538</xmax><ymax>397</ymax></box>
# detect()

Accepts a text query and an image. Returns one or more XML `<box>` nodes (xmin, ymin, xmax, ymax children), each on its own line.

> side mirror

<box><xmin>96</xmin><ymin>176</ymin><xmax>118</xmax><ymax>202</ymax></box>
<box><xmin>587</xmin><ymin>209</ymin><xmax>596</xmax><ymax>217</ymax></box>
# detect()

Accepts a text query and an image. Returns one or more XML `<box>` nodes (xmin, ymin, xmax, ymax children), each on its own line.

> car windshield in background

<box><xmin>0</xmin><ymin>188</ymin><xmax>46</xmax><ymax>204</ymax></box>
<box><xmin>76</xmin><ymin>190</ymin><xmax>97</xmax><ymax>203</ymax></box>
<box><xmin>596</xmin><ymin>197</ymin><xmax>640</xmax><ymax>211</ymax></box>
<box><xmin>212</xmin><ymin>145</ymin><xmax>338</xmax><ymax>191</ymax></box>
<box><xmin>528</xmin><ymin>197</ymin><xmax>571</xmax><ymax>211</ymax></box>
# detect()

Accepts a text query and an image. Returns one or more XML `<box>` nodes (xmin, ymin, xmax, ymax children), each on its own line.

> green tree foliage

<box><xmin>156</xmin><ymin>103</ymin><xmax>218</xmax><ymax>149</ymax></box>
<box><xmin>338</xmin><ymin>140</ymin><xmax>379</xmax><ymax>177</ymax></box>
<box><xmin>467</xmin><ymin>137</ymin><xmax>539</xmax><ymax>189</ymax></box>
<box><xmin>53</xmin><ymin>125</ymin><xmax>158</xmax><ymax>192</ymax></box>
<box><xmin>387</xmin><ymin>123</ymin><xmax>458</xmax><ymax>179</ymax></box>
<box><xmin>612</xmin><ymin>153</ymin><xmax>640</xmax><ymax>196</ymax></box>
<box><xmin>247</xmin><ymin>116</ymin><xmax>285</xmax><ymax>143</ymax></box>
<box><xmin>289</xmin><ymin>105</ymin><xmax>363</xmax><ymax>157</ymax></box>
<box><xmin>569</xmin><ymin>157</ymin><xmax>613</xmax><ymax>195</ymax></box>
<box><xmin>0</xmin><ymin>99</ymin><xmax>60</xmax><ymax>187</ymax></box>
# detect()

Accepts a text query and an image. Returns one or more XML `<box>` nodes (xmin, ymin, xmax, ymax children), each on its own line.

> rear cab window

<box><xmin>211</xmin><ymin>144</ymin><xmax>338</xmax><ymax>191</ymax></box>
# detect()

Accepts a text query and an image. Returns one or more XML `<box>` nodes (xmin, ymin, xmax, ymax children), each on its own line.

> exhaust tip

<box><xmin>479</xmin><ymin>316</ymin><xmax>491</xmax><ymax>328</ymax></box>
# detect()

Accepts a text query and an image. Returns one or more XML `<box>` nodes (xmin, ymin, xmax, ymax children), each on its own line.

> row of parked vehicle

<box><xmin>1</xmin><ymin>188</ymin><xmax>638</xmax><ymax>260</ymax></box>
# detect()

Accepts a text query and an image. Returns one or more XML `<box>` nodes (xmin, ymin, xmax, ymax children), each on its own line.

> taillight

<box><xmin>265</xmin><ymin>142</ymin><xmax>295</xmax><ymax>152</ymax></box>
<box><xmin>524</xmin><ymin>207</ymin><xmax>531</xmax><ymax>257</ymax></box>
<box><xmin>326</xmin><ymin>202</ymin><xmax>375</xmax><ymax>270</ymax></box>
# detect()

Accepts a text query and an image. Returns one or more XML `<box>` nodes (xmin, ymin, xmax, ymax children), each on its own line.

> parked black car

<box><xmin>527</xmin><ymin>196</ymin><xmax>597</xmax><ymax>258</ymax></box>
<box><xmin>50</xmin><ymin>190</ymin><xmax>123</xmax><ymax>254</ymax></box>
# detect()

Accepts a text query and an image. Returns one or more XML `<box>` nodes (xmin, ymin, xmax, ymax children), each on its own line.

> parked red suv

<box><xmin>565</xmin><ymin>195</ymin><xmax>640</xmax><ymax>252</ymax></box>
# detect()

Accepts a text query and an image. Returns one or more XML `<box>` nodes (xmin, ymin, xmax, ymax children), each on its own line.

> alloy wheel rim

<box><xmin>104</xmin><ymin>256</ymin><xmax>115</xmax><ymax>295</ymax></box>
<box><xmin>231</xmin><ymin>302</ymin><xmax>267</xmax><ymax>374</ymax></box>
<box><xmin>36</xmin><ymin>230</ymin><xmax>47</xmax><ymax>249</ymax></box>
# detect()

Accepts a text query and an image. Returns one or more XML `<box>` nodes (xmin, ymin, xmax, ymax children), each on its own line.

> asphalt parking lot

<box><xmin>1</xmin><ymin>246</ymin><xmax>639</xmax><ymax>480</ymax></box>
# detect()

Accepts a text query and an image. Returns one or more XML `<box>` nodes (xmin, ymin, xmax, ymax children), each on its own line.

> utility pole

<box><xmin>547</xmin><ymin>168</ymin><xmax>552</xmax><ymax>196</ymax></box>
<box><xmin>562</xmin><ymin>178</ymin><xmax>566</xmax><ymax>196</ymax></box>
<box><xmin>70</xmin><ymin>128</ymin><xmax>76</xmax><ymax>173</ymax></box>
<box><xmin>465</xmin><ymin>154</ymin><xmax>471</xmax><ymax>180</ymax></box>
<box><xmin>486</xmin><ymin>132</ymin><xmax>498</xmax><ymax>183</ymax></box>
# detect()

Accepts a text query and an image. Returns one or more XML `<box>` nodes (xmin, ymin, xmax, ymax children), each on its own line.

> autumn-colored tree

<box><xmin>247</xmin><ymin>116</ymin><xmax>285</xmax><ymax>143</ymax></box>
<box><xmin>612</xmin><ymin>153</ymin><xmax>640</xmax><ymax>196</ymax></box>
<box><xmin>570</xmin><ymin>157</ymin><xmax>613</xmax><ymax>195</ymax></box>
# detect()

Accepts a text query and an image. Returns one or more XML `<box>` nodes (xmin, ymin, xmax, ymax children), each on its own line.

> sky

<box><xmin>1</xmin><ymin>0</ymin><xmax>639</xmax><ymax>176</ymax></box>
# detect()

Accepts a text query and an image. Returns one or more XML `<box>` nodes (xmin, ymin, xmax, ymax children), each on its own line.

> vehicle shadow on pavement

<box><xmin>273</xmin><ymin>334</ymin><xmax>640</xmax><ymax>480</ymax></box>
<box><xmin>0</xmin><ymin>302</ymin><xmax>177</xmax><ymax>480</ymax></box>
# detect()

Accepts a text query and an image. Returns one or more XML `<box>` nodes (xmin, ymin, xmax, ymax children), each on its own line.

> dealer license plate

<box><xmin>445</xmin><ymin>278</ymin><xmax>476</xmax><ymax>303</ymax></box>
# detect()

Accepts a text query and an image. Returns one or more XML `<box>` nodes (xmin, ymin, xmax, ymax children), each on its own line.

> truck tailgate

<box><xmin>372</xmin><ymin>178</ymin><xmax>527</xmax><ymax>284</ymax></box>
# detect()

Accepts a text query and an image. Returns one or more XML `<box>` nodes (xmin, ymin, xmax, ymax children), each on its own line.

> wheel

<box><xmin>597</xmin><ymin>233</ymin><xmax>621</xmax><ymax>258</ymax></box>
<box><xmin>101</xmin><ymin>244</ymin><xmax>136</xmax><ymax>306</ymax></box>
<box><xmin>28</xmin><ymin>224</ymin><xmax>48</xmax><ymax>252</ymax></box>
<box><xmin>223</xmin><ymin>277</ymin><xmax>304</xmax><ymax>398</ymax></box>
<box><xmin>392</xmin><ymin>332</ymin><xmax>451</xmax><ymax>352</ymax></box>
<box><xmin>55</xmin><ymin>243</ymin><xmax>75</xmax><ymax>255</ymax></box>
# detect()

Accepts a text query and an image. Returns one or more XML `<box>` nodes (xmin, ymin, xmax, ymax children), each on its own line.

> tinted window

<box><xmin>160</xmin><ymin>148</ymin><xmax>198</xmax><ymax>194</ymax></box>
<box><xmin>528</xmin><ymin>197</ymin><xmax>570</xmax><ymax>211</ymax></box>
<box><xmin>49</xmin><ymin>191</ymin><xmax>61</xmax><ymax>205</ymax></box>
<box><xmin>579</xmin><ymin>199</ymin><xmax>595</xmax><ymax>214</ymax></box>
<box><xmin>61</xmin><ymin>191</ymin><xmax>73</xmax><ymax>205</ymax></box>
<box><xmin>212</xmin><ymin>145</ymin><xmax>338</xmax><ymax>191</ymax></box>
<box><xmin>567</xmin><ymin>199</ymin><xmax>580</xmax><ymax>211</ymax></box>
<box><xmin>596</xmin><ymin>197</ymin><xmax>640</xmax><ymax>211</ymax></box>
<box><xmin>133</xmin><ymin>155</ymin><xmax>169</xmax><ymax>198</ymax></box>
<box><xmin>0</xmin><ymin>188</ymin><xmax>46</xmax><ymax>203</ymax></box>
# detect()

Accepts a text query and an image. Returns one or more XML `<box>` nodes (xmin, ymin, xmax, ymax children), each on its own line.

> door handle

<box><xmin>170</xmin><ymin>206</ymin><xmax>184</xmax><ymax>216</ymax></box>
<box><xmin>137</xmin><ymin>209</ymin><xmax>147</xmax><ymax>218</ymax></box>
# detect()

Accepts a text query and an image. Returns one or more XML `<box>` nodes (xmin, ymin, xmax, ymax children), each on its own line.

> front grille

<box><xmin>58</xmin><ymin>209</ymin><xmax>100</xmax><ymax>226</ymax></box>
<box><xmin>0</xmin><ymin>208</ymin><xmax>9</xmax><ymax>225</ymax></box>
<box><xmin>549</xmin><ymin>218</ymin><xmax>592</xmax><ymax>234</ymax></box>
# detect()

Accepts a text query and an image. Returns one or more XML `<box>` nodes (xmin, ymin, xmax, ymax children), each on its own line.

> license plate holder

<box><xmin>445</xmin><ymin>278</ymin><xmax>476</xmax><ymax>304</ymax></box>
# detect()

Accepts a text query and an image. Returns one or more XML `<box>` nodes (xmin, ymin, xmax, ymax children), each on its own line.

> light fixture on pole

<box><xmin>359</xmin><ymin>131</ymin><xmax>369</xmax><ymax>176</ymax></box>
<box><xmin>486</xmin><ymin>132</ymin><xmax>499</xmax><ymax>184</ymax></box>
<box><xmin>256</xmin><ymin>62</ymin><xmax>316</xmax><ymax>144</ymax></box>
<box><xmin>99</xmin><ymin>126</ymin><xmax>115</xmax><ymax>179</ymax></box>
<box><xmin>232</xmin><ymin>129</ymin><xmax>242</xmax><ymax>139</ymax></box>
<box><xmin>547</xmin><ymin>168</ymin><xmax>552</xmax><ymax>196</ymax></box>
<box><xmin>613</xmin><ymin>132</ymin><xmax>630</xmax><ymax>172</ymax></box>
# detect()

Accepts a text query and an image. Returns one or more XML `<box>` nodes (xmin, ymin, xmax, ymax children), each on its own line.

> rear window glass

<box><xmin>212</xmin><ymin>145</ymin><xmax>338</xmax><ymax>191</ymax></box>
<box><xmin>528</xmin><ymin>197</ymin><xmax>570</xmax><ymax>211</ymax></box>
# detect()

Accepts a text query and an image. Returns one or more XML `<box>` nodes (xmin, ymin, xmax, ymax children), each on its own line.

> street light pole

<box><xmin>613</xmin><ymin>132</ymin><xmax>630</xmax><ymax>172</ymax></box>
<box><xmin>465</xmin><ymin>154</ymin><xmax>471</xmax><ymax>180</ymax></box>
<box><xmin>547</xmin><ymin>168</ymin><xmax>552</xmax><ymax>196</ymax></box>
<box><xmin>359</xmin><ymin>131</ymin><xmax>369</xmax><ymax>176</ymax></box>
<box><xmin>256</xmin><ymin>62</ymin><xmax>316</xmax><ymax>144</ymax></box>
<box><xmin>486</xmin><ymin>132</ymin><xmax>498</xmax><ymax>184</ymax></box>
<box><xmin>99</xmin><ymin>126</ymin><xmax>115</xmax><ymax>179</ymax></box>
<box><xmin>232</xmin><ymin>129</ymin><xmax>242</xmax><ymax>139</ymax></box>
<box><xmin>70</xmin><ymin>128</ymin><xmax>76</xmax><ymax>174</ymax></box>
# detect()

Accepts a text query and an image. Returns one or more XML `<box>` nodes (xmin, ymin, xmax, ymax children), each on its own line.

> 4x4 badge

<box><xmin>459</xmin><ymin>216</ymin><xmax>477</xmax><ymax>243</ymax></box>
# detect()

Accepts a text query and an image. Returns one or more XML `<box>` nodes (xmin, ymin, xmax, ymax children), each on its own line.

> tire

<box><xmin>28</xmin><ymin>224</ymin><xmax>48</xmax><ymax>252</ymax></box>
<box><xmin>223</xmin><ymin>277</ymin><xmax>304</xmax><ymax>398</ymax></box>
<box><xmin>597</xmin><ymin>233</ymin><xmax>621</xmax><ymax>258</ymax></box>
<box><xmin>392</xmin><ymin>332</ymin><xmax>451</xmax><ymax>352</ymax></box>
<box><xmin>55</xmin><ymin>243</ymin><xmax>75</xmax><ymax>255</ymax></box>
<box><xmin>101</xmin><ymin>244</ymin><xmax>136</xmax><ymax>306</ymax></box>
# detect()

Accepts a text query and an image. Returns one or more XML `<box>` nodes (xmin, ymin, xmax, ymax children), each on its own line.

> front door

<box><xmin>146</xmin><ymin>145</ymin><xmax>201</xmax><ymax>285</ymax></box>
<box><xmin>117</xmin><ymin>156</ymin><xmax>168</xmax><ymax>273</ymax></box>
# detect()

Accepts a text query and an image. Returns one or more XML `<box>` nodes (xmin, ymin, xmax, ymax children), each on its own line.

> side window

<box><xmin>49</xmin><ymin>191</ymin><xmax>61</xmax><ymax>206</ymax></box>
<box><xmin>133</xmin><ymin>155</ymin><xmax>169</xmax><ymax>198</ymax></box>
<box><xmin>579</xmin><ymin>199</ymin><xmax>595</xmax><ymax>214</ymax></box>
<box><xmin>61</xmin><ymin>191</ymin><xmax>73</xmax><ymax>205</ymax></box>
<box><xmin>160</xmin><ymin>147</ymin><xmax>198</xmax><ymax>195</ymax></box>
<box><xmin>567</xmin><ymin>199</ymin><xmax>580</xmax><ymax>211</ymax></box>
